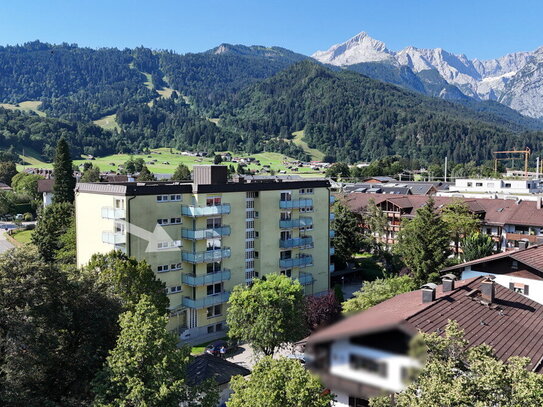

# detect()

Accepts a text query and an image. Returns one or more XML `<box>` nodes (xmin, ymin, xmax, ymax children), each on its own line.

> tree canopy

<box><xmin>226</xmin><ymin>274</ymin><xmax>306</xmax><ymax>356</ymax></box>
<box><xmin>52</xmin><ymin>137</ymin><xmax>76</xmax><ymax>203</ymax></box>
<box><xmin>462</xmin><ymin>232</ymin><xmax>495</xmax><ymax>262</ymax></box>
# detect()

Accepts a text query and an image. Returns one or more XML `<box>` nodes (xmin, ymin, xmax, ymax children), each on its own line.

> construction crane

<box><xmin>493</xmin><ymin>148</ymin><xmax>531</xmax><ymax>177</ymax></box>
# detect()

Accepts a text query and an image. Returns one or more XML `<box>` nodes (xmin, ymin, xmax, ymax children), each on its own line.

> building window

<box><xmin>280</xmin><ymin>269</ymin><xmax>292</xmax><ymax>277</ymax></box>
<box><xmin>157</xmin><ymin>218</ymin><xmax>169</xmax><ymax>225</ymax></box>
<box><xmin>246</xmin><ymin>200</ymin><xmax>255</xmax><ymax>209</ymax></box>
<box><xmin>246</xmin><ymin>192</ymin><xmax>258</xmax><ymax>198</ymax></box>
<box><xmin>170</xmin><ymin>194</ymin><xmax>182</xmax><ymax>201</ymax></box>
<box><xmin>349</xmin><ymin>354</ymin><xmax>387</xmax><ymax>377</ymax></box>
<box><xmin>246</xmin><ymin>240</ymin><xmax>255</xmax><ymax>249</ymax></box>
<box><xmin>114</xmin><ymin>199</ymin><xmax>124</xmax><ymax>209</ymax></box>
<box><xmin>157</xmin><ymin>265</ymin><xmax>169</xmax><ymax>273</ymax></box>
<box><xmin>300</xmin><ymin>206</ymin><xmax>314</xmax><ymax>213</ymax></box>
<box><xmin>300</xmin><ymin>188</ymin><xmax>314</xmax><ymax>195</ymax></box>
<box><xmin>510</xmin><ymin>282</ymin><xmax>529</xmax><ymax>295</ymax></box>
<box><xmin>512</xmin><ymin>260</ymin><xmax>518</xmax><ymax>269</ymax></box>
<box><xmin>157</xmin><ymin>242</ymin><xmax>169</xmax><ymax>249</ymax></box>
<box><xmin>168</xmin><ymin>286</ymin><xmax>182</xmax><ymax>295</ymax></box>
<box><xmin>207</xmin><ymin>325</ymin><xmax>215</xmax><ymax>334</ymax></box>
<box><xmin>206</xmin><ymin>197</ymin><xmax>221</xmax><ymax>206</ymax></box>
<box><xmin>280</xmin><ymin>211</ymin><xmax>292</xmax><ymax>221</ymax></box>
<box><xmin>246</xmin><ymin>220</ymin><xmax>254</xmax><ymax>229</ymax></box>
<box><xmin>246</xmin><ymin>260</ymin><xmax>255</xmax><ymax>270</ymax></box>
<box><xmin>245</xmin><ymin>251</ymin><xmax>255</xmax><ymax>260</ymax></box>
<box><xmin>207</xmin><ymin>217</ymin><xmax>222</xmax><ymax>229</ymax></box>
<box><xmin>504</xmin><ymin>183</ymin><xmax>511</xmax><ymax>188</ymax></box>
<box><xmin>467</xmin><ymin>182</ymin><xmax>472</xmax><ymax>187</ymax></box>
<box><xmin>216</xmin><ymin>323</ymin><xmax>223</xmax><ymax>331</ymax></box>
<box><xmin>280</xmin><ymin>192</ymin><xmax>292</xmax><ymax>201</ymax></box>
<box><xmin>476</xmin><ymin>182</ymin><xmax>483</xmax><ymax>187</ymax></box>
<box><xmin>170</xmin><ymin>217</ymin><xmax>182</xmax><ymax>224</ymax></box>
<box><xmin>207</xmin><ymin>262</ymin><xmax>221</xmax><ymax>274</ymax></box>
<box><xmin>207</xmin><ymin>305</ymin><xmax>222</xmax><ymax>318</ymax></box>
<box><xmin>206</xmin><ymin>238</ymin><xmax>221</xmax><ymax>251</ymax></box>
<box><xmin>280</xmin><ymin>250</ymin><xmax>292</xmax><ymax>260</ymax></box>
<box><xmin>207</xmin><ymin>283</ymin><xmax>222</xmax><ymax>296</ymax></box>
<box><xmin>170</xmin><ymin>263</ymin><xmax>182</xmax><ymax>270</ymax></box>
<box><xmin>246</xmin><ymin>230</ymin><xmax>255</xmax><ymax>239</ymax></box>
<box><xmin>246</xmin><ymin>210</ymin><xmax>256</xmax><ymax>219</ymax></box>
<box><xmin>348</xmin><ymin>397</ymin><xmax>369</xmax><ymax>407</ymax></box>
<box><xmin>281</xmin><ymin>231</ymin><xmax>292</xmax><ymax>241</ymax></box>
<box><xmin>172</xmin><ymin>240</ymin><xmax>182</xmax><ymax>247</ymax></box>
<box><xmin>156</xmin><ymin>195</ymin><xmax>168</xmax><ymax>202</ymax></box>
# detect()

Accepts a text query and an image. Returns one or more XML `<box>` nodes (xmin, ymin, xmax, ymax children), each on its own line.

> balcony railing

<box><xmin>329</xmin><ymin>264</ymin><xmax>335</xmax><ymax>273</ymax></box>
<box><xmin>181</xmin><ymin>204</ymin><xmax>231</xmax><ymax>217</ymax></box>
<box><xmin>330</xmin><ymin>212</ymin><xmax>335</xmax><ymax>221</ymax></box>
<box><xmin>182</xmin><ymin>292</ymin><xmax>230</xmax><ymax>309</ymax></box>
<box><xmin>101</xmin><ymin>207</ymin><xmax>125</xmax><ymax>219</ymax></box>
<box><xmin>181</xmin><ymin>226</ymin><xmax>231</xmax><ymax>240</ymax></box>
<box><xmin>330</xmin><ymin>196</ymin><xmax>336</xmax><ymax>205</ymax></box>
<box><xmin>298</xmin><ymin>272</ymin><xmax>314</xmax><ymax>286</ymax></box>
<box><xmin>279</xmin><ymin>255</ymin><xmax>313</xmax><ymax>269</ymax></box>
<box><xmin>330</xmin><ymin>247</ymin><xmax>335</xmax><ymax>256</ymax></box>
<box><xmin>279</xmin><ymin>199</ymin><xmax>313</xmax><ymax>209</ymax></box>
<box><xmin>329</xmin><ymin>230</ymin><xmax>336</xmax><ymax>238</ymax></box>
<box><xmin>102</xmin><ymin>231</ymin><xmax>126</xmax><ymax>245</ymax></box>
<box><xmin>279</xmin><ymin>237</ymin><xmax>314</xmax><ymax>249</ymax></box>
<box><xmin>181</xmin><ymin>248</ymin><xmax>231</xmax><ymax>263</ymax></box>
<box><xmin>279</xmin><ymin>217</ymin><xmax>313</xmax><ymax>229</ymax></box>
<box><xmin>182</xmin><ymin>270</ymin><xmax>231</xmax><ymax>286</ymax></box>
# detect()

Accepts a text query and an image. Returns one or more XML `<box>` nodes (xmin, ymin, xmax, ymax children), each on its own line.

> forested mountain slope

<box><xmin>221</xmin><ymin>61</ymin><xmax>543</xmax><ymax>163</ymax></box>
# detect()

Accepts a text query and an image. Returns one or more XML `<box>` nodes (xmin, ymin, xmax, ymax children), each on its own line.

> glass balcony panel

<box><xmin>329</xmin><ymin>264</ymin><xmax>335</xmax><ymax>273</ymax></box>
<box><xmin>279</xmin><ymin>217</ymin><xmax>313</xmax><ymax>229</ymax></box>
<box><xmin>181</xmin><ymin>204</ymin><xmax>231</xmax><ymax>217</ymax></box>
<box><xmin>181</xmin><ymin>248</ymin><xmax>231</xmax><ymax>263</ymax></box>
<box><xmin>298</xmin><ymin>272</ymin><xmax>314</xmax><ymax>286</ymax></box>
<box><xmin>330</xmin><ymin>196</ymin><xmax>336</xmax><ymax>205</ymax></box>
<box><xmin>101</xmin><ymin>207</ymin><xmax>126</xmax><ymax>219</ymax></box>
<box><xmin>279</xmin><ymin>199</ymin><xmax>313</xmax><ymax>209</ymax></box>
<box><xmin>182</xmin><ymin>291</ymin><xmax>230</xmax><ymax>309</ymax></box>
<box><xmin>182</xmin><ymin>270</ymin><xmax>231</xmax><ymax>286</ymax></box>
<box><xmin>330</xmin><ymin>212</ymin><xmax>335</xmax><ymax>221</ymax></box>
<box><xmin>279</xmin><ymin>237</ymin><xmax>314</xmax><ymax>249</ymax></box>
<box><xmin>181</xmin><ymin>226</ymin><xmax>231</xmax><ymax>240</ymax></box>
<box><xmin>102</xmin><ymin>231</ymin><xmax>126</xmax><ymax>244</ymax></box>
<box><xmin>330</xmin><ymin>247</ymin><xmax>335</xmax><ymax>255</ymax></box>
<box><xmin>330</xmin><ymin>230</ymin><xmax>336</xmax><ymax>238</ymax></box>
<box><xmin>279</xmin><ymin>255</ymin><xmax>313</xmax><ymax>268</ymax></box>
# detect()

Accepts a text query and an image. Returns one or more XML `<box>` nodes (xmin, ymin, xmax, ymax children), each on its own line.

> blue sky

<box><xmin>1</xmin><ymin>0</ymin><xmax>541</xmax><ymax>60</ymax></box>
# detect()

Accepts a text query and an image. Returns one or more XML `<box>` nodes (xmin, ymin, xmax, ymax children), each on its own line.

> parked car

<box><xmin>205</xmin><ymin>340</ymin><xmax>228</xmax><ymax>356</ymax></box>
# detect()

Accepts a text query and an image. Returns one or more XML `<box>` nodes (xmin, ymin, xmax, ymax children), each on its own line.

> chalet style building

<box><xmin>345</xmin><ymin>194</ymin><xmax>543</xmax><ymax>251</ymax></box>
<box><xmin>306</xmin><ymin>276</ymin><xmax>543</xmax><ymax>407</ymax></box>
<box><xmin>443</xmin><ymin>244</ymin><xmax>543</xmax><ymax>304</ymax></box>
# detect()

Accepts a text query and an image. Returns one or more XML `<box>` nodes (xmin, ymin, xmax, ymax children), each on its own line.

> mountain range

<box><xmin>312</xmin><ymin>32</ymin><xmax>543</xmax><ymax>119</ymax></box>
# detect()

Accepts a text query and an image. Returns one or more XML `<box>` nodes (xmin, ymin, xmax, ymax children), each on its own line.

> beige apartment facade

<box><xmin>76</xmin><ymin>166</ymin><xmax>334</xmax><ymax>344</ymax></box>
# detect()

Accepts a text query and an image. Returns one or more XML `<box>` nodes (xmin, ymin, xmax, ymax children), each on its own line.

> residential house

<box><xmin>306</xmin><ymin>276</ymin><xmax>543</xmax><ymax>406</ymax></box>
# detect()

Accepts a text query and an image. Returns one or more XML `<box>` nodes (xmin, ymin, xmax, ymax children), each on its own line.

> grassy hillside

<box><xmin>0</xmin><ymin>100</ymin><xmax>45</xmax><ymax>117</ymax></box>
<box><xmin>292</xmin><ymin>130</ymin><xmax>324</xmax><ymax>161</ymax></box>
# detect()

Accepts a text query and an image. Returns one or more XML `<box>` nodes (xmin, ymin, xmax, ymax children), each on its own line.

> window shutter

<box><xmin>524</xmin><ymin>285</ymin><xmax>530</xmax><ymax>295</ymax></box>
<box><xmin>378</xmin><ymin>362</ymin><xmax>388</xmax><ymax>378</ymax></box>
<box><xmin>509</xmin><ymin>282</ymin><xmax>515</xmax><ymax>290</ymax></box>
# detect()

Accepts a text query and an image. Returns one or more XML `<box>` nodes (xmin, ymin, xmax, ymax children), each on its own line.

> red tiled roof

<box><xmin>343</xmin><ymin>193</ymin><xmax>543</xmax><ymax>227</ymax></box>
<box><xmin>308</xmin><ymin>277</ymin><xmax>543</xmax><ymax>372</ymax></box>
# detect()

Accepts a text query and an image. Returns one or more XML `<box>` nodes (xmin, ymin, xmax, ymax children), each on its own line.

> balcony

<box><xmin>102</xmin><ymin>231</ymin><xmax>126</xmax><ymax>245</ymax></box>
<box><xmin>330</xmin><ymin>196</ymin><xmax>336</xmax><ymax>205</ymax></box>
<box><xmin>181</xmin><ymin>226</ymin><xmax>231</xmax><ymax>240</ymax></box>
<box><xmin>182</xmin><ymin>292</ymin><xmax>230</xmax><ymax>309</ymax></box>
<box><xmin>101</xmin><ymin>207</ymin><xmax>126</xmax><ymax>219</ymax></box>
<box><xmin>329</xmin><ymin>230</ymin><xmax>336</xmax><ymax>238</ymax></box>
<box><xmin>181</xmin><ymin>204</ymin><xmax>231</xmax><ymax>217</ymax></box>
<box><xmin>279</xmin><ymin>237</ymin><xmax>314</xmax><ymax>249</ymax></box>
<box><xmin>279</xmin><ymin>199</ymin><xmax>313</xmax><ymax>209</ymax></box>
<box><xmin>329</xmin><ymin>264</ymin><xmax>335</xmax><ymax>273</ymax></box>
<box><xmin>298</xmin><ymin>272</ymin><xmax>314</xmax><ymax>286</ymax></box>
<box><xmin>279</xmin><ymin>217</ymin><xmax>313</xmax><ymax>229</ymax></box>
<box><xmin>182</xmin><ymin>270</ymin><xmax>231</xmax><ymax>286</ymax></box>
<box><xmin>330</xmin><ymin>247</ymin><xmax>335</xmax><ymax>256</ymax></box>
<box><xmin>330</xmin><ymin>212</ymin><xmax>335</xmax><ymax>221</ymax></box>
<box><xmin>182</xmin><ymin>248</ymin><xmax>231</xmax><ymax>263</ymax></box>
<box><xmin>279</xmin><ymin>255</ymin><xmax>313</xmax><ymax>269</ymax></box>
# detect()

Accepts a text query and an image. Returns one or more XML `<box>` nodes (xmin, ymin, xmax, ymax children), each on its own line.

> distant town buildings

<box><xmin>438</xmin><ymin>178</ymin><xmax>543</xmax><ymax>200</ymax></box>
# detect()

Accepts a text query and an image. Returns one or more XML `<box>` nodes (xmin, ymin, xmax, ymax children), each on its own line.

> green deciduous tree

<box><xmin>0</xmin><ymin>246</ymin><xmax>121</xmax><ymax>406</ymax></box>
<box><xmin>53</xmin><ymin>137</ymin><xmax>76</xmax><ymax>203</ymax></box>
<box><xmin>441</xmin><ymin>200</ymin><xmax>481</xmax><ymax>257</ymax></box>
<box><xmin>84</xmin><ymin>251</ymin><xmax>169</xmax><ymax>313</ymax></box>
<box><xmin>333</xmin><ymin>200</ymin><xmax>364</xmax><ymax>264</ymax></box>
<box><xmin>342</xmin><ymin>275</ymin><xmax>416</xmax><ymax>314</ymax></box>
<box><xmin>31</xmin><ymin>202</ymin><xmax>75</xmax><ymax>262</ymax></box>
<box><xmin>0</xmin><ymin>161</ymin><xmax>18</xmax><ymax>186</ymax></box>
<box><xmin>10</xmin><ymin>172</ymin><xmax>44</xmax><ymax>201</ymax></box>
<box><xmin>213</xmin><ymin>154</ymin><xmax>223</xmax><ymax>164</ymax></box>
<box><xmin>395</xmin><ymin>197</ymin><xmax>451</xmax><ymax>286</ymax></box>
<box><xmin>92</xmin><ymin>295</ymin><xmax>217</xmax><ymax>407</ymax></box>
<box><xmin>325</xmin><ymin>162</ymin><xmax>350</xmax><ymax>180</ymax></box>
<box><xmin>370</xmin><ymin>321</ymin><xmax>543</xmax><ymax>407</ymax></box>
<box><xmin>171</xmin><ymin>163</ymin><xmax>191</xmax><ymax>180</ymax></box>
<box><xmin>227</xmin><ymin>274</ymin><xmax>305</xmax><ymax>356</ymax></box>
<box><xmin>365</xmin><ymin>198</ymin><xmax>389</xmax><ymax>251</ymax></box>
<box><xmin>228</xmin><ymin>356</ymin><xmax>334</xmax><ymax>407</ymax></box>
<box><xmin>80</xmin><ymin>164</ymin><xmax>101</xmax><ymax>182</ymax></box>
<box><xmin>462</xmin><ymin>232</ymin><xmax>495</xmax><ymax>261</ymax></box>
<box><xmin>137</xmin><ymin>165</ymin><xmax>156</xmax><ymax>181</ymax></box>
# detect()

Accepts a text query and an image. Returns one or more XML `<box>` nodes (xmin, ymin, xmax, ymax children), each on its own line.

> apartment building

<box><xmin>345</xmin><ymin>194</ymin><xmax>543</xmax><ymax>251</ymax></box>
<box><xmin>306</xmin><ymin>276</ymin><xmax>543</xmax><ymax>406</ymax></box>
<box><xmin>437</xmin><ymin>178</ymin><xmax>543</xmax><ymax>201</ymax></box>
<box><xmin>75</xmin><ymin>166</ymin><xmax>333</xmax><ymax>343</ymax></box>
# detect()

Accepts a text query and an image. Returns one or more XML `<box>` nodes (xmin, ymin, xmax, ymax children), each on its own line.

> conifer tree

<box><xmin>395</xmin><ymin>197</ymin><xmax>451</xmax><ymax>285</ymax></box>
<box><xmin>171</xmin><ymin>163</ymin><xmax>191</xmax><ymax>180</ymax></box>
<box><xmin>52</xmin><ymin>137</ymin><xmax>76</xmax><ymax>203</ymax></box>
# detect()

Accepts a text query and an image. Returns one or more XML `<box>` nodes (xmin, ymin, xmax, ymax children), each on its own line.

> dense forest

<box><xmin>0</xmin><ymin>41</ymin><xmax>542</xmax><ymax>165</ymax></box>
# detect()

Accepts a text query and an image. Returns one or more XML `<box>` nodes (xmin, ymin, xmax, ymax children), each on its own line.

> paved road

<box><xmin>0</xmin><ymin>231</ymin><xmax>14</xmax><ymax>254</ymax></box>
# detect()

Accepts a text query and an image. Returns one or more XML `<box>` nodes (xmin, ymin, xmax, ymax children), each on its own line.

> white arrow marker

<box><xmin>118</xmin><ymin>221</ymin><xmax>182</xmax><ymax>253</ymax></box>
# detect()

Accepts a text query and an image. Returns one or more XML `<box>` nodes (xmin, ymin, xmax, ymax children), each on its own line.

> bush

<box><xmin>23</xmin><ymin>212</ymin><xmax>33</xmax><ymax>221</ymax></box>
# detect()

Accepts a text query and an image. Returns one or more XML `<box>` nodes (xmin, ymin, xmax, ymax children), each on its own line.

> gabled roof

<box><xmin>308</xmin><ymin>277</ymin><xmax>543</xmax><ymax>372</ymax></box>
<box><xmin>186</xmin><ymin>354</ymin><xmax>250</xmax><ymax>386</ymax></box>
<box><xmin>37</xmin><ymin>179</ymin><xmax>54</xmax><ymax>193</ymax></box>
<box><xmin>443</xmin><ymin>245</ymin><xmax>543</xmax><ymax>274</ymax></box>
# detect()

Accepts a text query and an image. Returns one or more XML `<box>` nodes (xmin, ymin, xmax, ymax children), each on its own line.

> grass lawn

<box><xmin>93</xmin><ymin>114</ymin><xmax>120</xmax><ymax>132</ymax></box>
<box><xmin>16</xmin><ymin>147</ymin><xmax>326</xmax><ymax>177</ymax></box>
<box><xmin>292</xmin><ymin>130</ymin><xmax>325</xmax><ymax>161</ymax></box>
<box><xmin>11</xmin><ymin>229</ymin><xmax>33</xmax><ymax>245</ymax></box>
<box><xmin>0</xmin><ymin>100</ymin><xmax>46</xmax><ymax>117</ymax></box>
